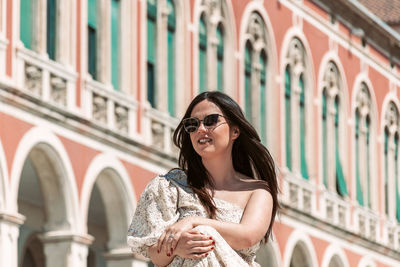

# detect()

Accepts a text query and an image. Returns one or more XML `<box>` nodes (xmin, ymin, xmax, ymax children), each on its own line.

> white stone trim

<box><xmin>80</xmin><ymin>153</ymin><xmax>137</xmax><ymax>236</ymax></box>
<box><xmin>9</xmin><ymin>126</ymin><xmax>81</xmax><ymax>232</ymax></box>
<box><xmin>0</xmin><ymin>139</ymin><xmax>9</xmax><ymax>211</ymax></box>
<box><xmin>357</xmin><ymin>256</ymin><xmax>377</xmax><ymax>267</ymax></box>
<box><xmin>282</xmin><ymin>229</ymin><xmax>319</xmax><ymax>267</ymax></box>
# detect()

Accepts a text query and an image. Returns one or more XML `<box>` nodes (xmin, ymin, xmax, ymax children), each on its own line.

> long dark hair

<box><xmin>173</xmin><ymin>91</ymin><xmax>279</xmax><ymax>241</ymax></box>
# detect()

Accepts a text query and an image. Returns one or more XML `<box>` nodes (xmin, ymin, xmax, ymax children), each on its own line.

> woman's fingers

<box><xmin>157</xmin><ymin>231</ymin><xmax>167</xmax><ymax>254</ymax></box>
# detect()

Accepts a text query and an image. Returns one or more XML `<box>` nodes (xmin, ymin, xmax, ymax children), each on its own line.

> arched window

<box><xmin>321</xmin><ymin>61</ymin><xmax>348</xmax><ymax>196</ymax></box>
<box><xmin>199</xmin><ymin>14</ymin><xmax>207</xmax><ymax>92</ymax></box>
<box><xmin>259</xmin><ymin>50</ymin><xmax>267</xmax><ymax>142</ymax></box>
<box><xmin>244</xmin><ymin>41</ymin><xmax>252</xmax><ymax>120</ymax></box>
<box><xmin>216</xmin><ymin>23</ymin><xmax>224</xmax><ymax>92</ymax></box>
<box><xmin>20</xmin><ymin>0</ymin><xmax>32</xmax><ymax>49</ymax></box>
<box><xmin>88</xmin><ymin>0</ymin><xmax>98</xmax><ymax>80</ymax></box>
<box><xmin>147</xmin><ymin>0</ymin><xmax>157</xmax><ymax>107</ymax></box>
<box><xmin>383</xmin><ymin>102</ymin><xmax>400</xmax><ymax>221</ymax></box>
<box><xmin>111</xmin><ymin>0</ymin><xmax>120</xmax><ymax>91</ymax></box>
<box><xmin>47</xmin><ymin>0</ymin><xmax>57</xmax><ymax>60</ymax></box>
<box><xmin>285</xmin><ymin>38</ymin><xmax>309</xmax><ymax>177</ymax></box>
<box><xmin>285</xmin><ymin>65</ymin><xmax>292</xmax><ymax>170</ymax></box>
<box><xmin>167</xmin><ymin>0</ymin><xmax>176</xmax><ymax>116</ymax></box>
<box><xmin>244</xmin><ymin>12</ymin><xmax>269</xmax><ymax>143</ymax></box>
<box><xmin>355</xmin><ymin>84</ymin><xmax>373</xmax><ymax>207</ymax></box>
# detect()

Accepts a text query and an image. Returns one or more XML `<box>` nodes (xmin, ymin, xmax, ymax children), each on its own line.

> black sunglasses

<box><xmin>182</xmin><ymin>114</ymin><xmax>225</xmax><ymax>133</ymax></box>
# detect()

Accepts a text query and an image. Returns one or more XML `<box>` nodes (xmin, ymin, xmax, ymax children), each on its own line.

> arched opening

<box><xmin>256</xmin><ymin>242</ymin><xmax>279</xmax><ymax>267</ymax></box>
<box><xmin>289</xmin><ymin>242</ymin><xmax>312</xmax><ymax>267</ymax></box>
<box><xmin>329</xmin><ymin>255</ymin><xmax>344</xmax><ymax>267</ymax></box>
<box><xmin>86</xmin><ymin>168</ymin><xmax>133</xmax><ymax>266</ymax></box>
<box><xmin>17</xmin><ymin>144</ymin><xmax>73</xmax><ymax>266</ymax></box>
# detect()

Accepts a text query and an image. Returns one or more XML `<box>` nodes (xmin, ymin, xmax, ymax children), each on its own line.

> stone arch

<box><xmin>283</xmin><ymin>230</ymin><xmax>318</xmax><ymax>267</ymax></box>
<box><xmin>10</xmin><ymin>127</ymin><xmax>80</xmax><ymax>232</ymax></box>
<box><xmin>81</xmin><ymin>153</ymin><xmax>136</xmax><ymax>247</ymax></box>
<box><xmin>321</xmin><ymin>244</ymin><xmax>349</xmax><ymax>267</ymax></box>
<box><xmin>357</xmin><ymin>256</ymin><xmax>377</xmax><ymax>267</ymax></box>
<box><xmin>255</xmin><ymin>235</ymin><xmax>281</xmax><ymax>267</ymax></box>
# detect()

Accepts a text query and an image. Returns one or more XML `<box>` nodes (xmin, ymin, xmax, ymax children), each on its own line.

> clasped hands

<box><xmin>157</xmin><ymin>217</ymin><xmax>215</xmax><ymax>260</ymax></box>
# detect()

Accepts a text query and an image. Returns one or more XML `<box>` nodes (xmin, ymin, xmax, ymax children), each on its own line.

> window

<box><xmin>285</xmin><ymin>65</ymin><xmax>292</xmax><ymax>170</ymax></box>
<box><xmin>147</xmin><ymin>0</ymin><xmax>157</xmax><ymax>107</ymax></box>
<box><xmin>20</xmin><ymin>0</ymin><xmax>32</xmax><ymax>49</ymax></box>
<box><xmin>88</xmin><ymin>0</ymin><xmax>97</xmax><ymax>79</ymax></box>
<box><xmin>167</xmin><ymin>0</ymin><xmax>176</xmax><ymax>116</ymax></box>
<box><xmin>299</xmin><ymin>74</ymin><xmax>308</xmax><ymax>179</ymax></box>
<box><xmin>216</xmin><ymin>23</ymin><xmax>224</xmax><ymax>92</ymax></box>
<box><xmin>259</xmin><ymin>50</ymin><xmax>267</xmax><ymax>142</ymax></box>
<box><xmin>46</xmin><ymin>0</ymin><xmax>56</xmax><ymax>60</ymax></box>
<box><xmin>111</xmin><ymin>0</ymin><xmax>120</xmax><ymax>91</ymax></box>
<box><xmin>199</xmin><ymin>14</ymin><xmax>207</xmax><ymax>92</ymax></box>
<box><xmin>244</xmin><ymin>41</ymin><xmax>252</xmax><ymax>121</ymax></box>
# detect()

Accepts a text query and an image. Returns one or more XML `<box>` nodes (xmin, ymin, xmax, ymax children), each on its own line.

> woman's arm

<box><xmin>148</xmin><ymin>230</ymin><xmax>214</xmax><ymax>266</ymax></box>
<box><xmin>159</xmin><ymin>188</ymin><xmax>273</xmax><ymax>252</ymax></box>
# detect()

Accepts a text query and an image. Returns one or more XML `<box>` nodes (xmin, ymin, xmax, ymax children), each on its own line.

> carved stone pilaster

<box><xmin>115</xmin><ymin>105</ymin><xmax>129</xmax><ymax>134</ymax></box>
<box><xmin>93</xmin><ymin>94</ymin><xmax>108</xmax><ymax>124</ymax></box>
<box><xmin>50</xmin><ymin>76</ymin><xmax>67</xmax><ymax>106</ymax></box>
<box><xmin>151</xmin><ymin>121</ymin><xmax>164</xmax><ymax>149</ymax></box>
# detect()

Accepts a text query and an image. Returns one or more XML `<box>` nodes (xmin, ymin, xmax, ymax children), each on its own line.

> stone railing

<box><xmin>143</xmin><ymin>106</ymin><xmax>179</xmax><ymax>156</ymax></box>
<box><xmin>84</xmin><ymin>79</ymin><xmax>138</xmax><ymax>137</ymax></box>
<box><xmin>15</xmin><ymin>47</ymin><xmax>76</xmax><ymax>110</ymax></box>
<box><xmin>319</xmin><ymin>190</ymin><xmax>350</xmax><ymax>229</ymax></box>
<box><xmin>382</xmin><ymin>220</ymin><xmax>399</xmax><ymax>250</ymax></box>
<box><xmin>282</xmin><ymin>172</ymin><xmax>316</xmax><ymax>215</ymax></box>
<box><xmin>353</xmin><ymin>205</ymin><xmax>379</xmax><ymax>242</ymax></box>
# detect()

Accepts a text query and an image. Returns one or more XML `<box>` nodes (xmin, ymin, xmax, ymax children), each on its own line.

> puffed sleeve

<box><xmin>127</xmin><ymin>175</ymin><xmax>180</xmax><ymax>259</ymax></box>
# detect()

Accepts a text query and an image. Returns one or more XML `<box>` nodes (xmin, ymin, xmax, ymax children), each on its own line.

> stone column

<box><xmin>0</xmin><ymin>212</ymin><xmax>25</xmax><ymax>267</ymax></box>
<box><xmin>32</xmin><ymin>0</ymin><xmax>48</xmax><ymax>55</ymax></box>
<box><xmin>156</xmin><ymin>1</ymin><xmax>169</xmax><ymax>112</ymax></box>
<box><xmin>104</xmin><ymin>248</ymin><xmax>149</xmax><ymax>267</ymax></box>
<box><xmin>40</xmin><ymin>231</ymin><xmax>93</xmax><ymax>267</ymax></box>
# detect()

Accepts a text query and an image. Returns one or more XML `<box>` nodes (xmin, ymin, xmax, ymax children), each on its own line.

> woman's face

<box><xmin>188</xmin><ymin>100</ymin><xmax>239</xmax><ymax>159</ymax></box>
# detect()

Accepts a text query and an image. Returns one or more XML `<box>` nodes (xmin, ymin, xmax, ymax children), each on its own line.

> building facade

<box><xmin>0</xmin><ymin>0</ymin><xmax>400</xmax><ymax>266</ymax></box>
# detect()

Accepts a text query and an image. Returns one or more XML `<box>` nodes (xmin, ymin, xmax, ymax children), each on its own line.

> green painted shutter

<box><xmin>322</xmin><ymin>90</ymin><xmax>328</xmax><ymax>187</ymax></box>
<box><xmin>199</xmin><ymin>15</ymin><xmax>207</xmax><ymax>92</ymax></box>
<box><xmin>147</xmin><ymin>0</ymin><xmax>157</xmax><ymax>107</ymax></box>
<box><xmin>244</xmin><ymin>42</ymin><xmax>252</xmax><ymax>121</ymax></box>
<box><xmin>111</xmin><ymin>0</ymin><xmax>120</xmax><ymax>91</ymax></box>
<box><xmin>366</xmin><ymin>117</ymin><xmax>371</xmax><ymax>208</ymax></box>
<box><xmin>88</xmin><ymin>0</ymin><xmax>97</xmax><ymax>80</ymax></box>
<box><xmin>384</xmin><ymin>128</ymin><xmax>389</xmax><ymax>216</ymax></box>
<box><xmin>259</xmin><ymin>51</ymin><xmax>267</xmax><ymax>144</ymax></box>
<box><xmin>355</xmin><ymin>111</ymin><xmax>364</xmax><ymax>205</ymax></box>
<box><xmin>335</xmin><ymin>98</ymin><xmax>348</xmax><ymax>196</ymax></box>
<box><xmin>285</xmin><ymin>66</ymin><xmax>292</xmax><ymax>170</ymax></box>
<box><xmin>395</xmin><ymin>135</ymin><xmax>400</xmax><ymax>222</ymax></box>
<box><xmin>20</xmin><ymin>0</ymin><xmax>32</xmax><ymax>49</ymax></box>
<box><xmin>216</xmin><ymin>24</ymin><xmax>224</xmax><ymax>92</ymax></box>
<box><xmin>47</xmin><ymin>0</ymin><xmax>56</xmax><ymax>60</ymax></box>
<box><xmin>299</xmin><ymin>74</ymin><xmax>308</xmax><ymax>179</ymax></box>
<box><xmin>167</xmin><ymin>0</ymin><xmax>176</xmax><ymax>116</ymax></box>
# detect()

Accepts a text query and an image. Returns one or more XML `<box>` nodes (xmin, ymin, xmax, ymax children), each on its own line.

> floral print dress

<box><xmin>127</xmin><ymin>169</ymin><xmax>260</xmax><ymax>267</ymax></box>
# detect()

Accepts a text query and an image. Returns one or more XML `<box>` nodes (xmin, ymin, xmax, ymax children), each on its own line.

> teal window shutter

<box><xmin>299</xmin><ymin>74</ymin><xmax>308</xmax><ymax>179</ymax></box>
<box><xmin>322</xmin><ymin>90</ymin><xmax>328</xmax><ymax>187</ymax></box>
<box><xmin>216</xmin><ymin>24</ymin><xmax>224</xmax><ymax>92</ymax></box>
<box><xmin>395</xmin><ymin>135</ymin><xmax>400</xmax><ymax>222</ymax></box>
<box><xmin>147</xmin><ymin>0</ymin><xmax>157</xmax><ymax>107</ymax></box>
<box><xmin>167</xmin><ymin>0</ymin><xmax>176</xmax><ymax>116</ymax></box>
<box><xmin>20</xmin><ymin>0</ymin><xmax>32</xmax><ymax>49</ymax></box>
<box><xmin>259</xmin><ymin>50</ymin><xmax>267</xmax><ymax>144</ymax></box>
<box><xmin>355</xmin><ymin>110</ymin><xmax>364</xmax><ymax>205</ymax></box>
<box><xmin>244</xmin><ymin>41</ymin><xmax>252</xmax><ymax>121</ymax></box>
<box><xmin>285</xmin><ymin>66</ymin><xmax>292</xmax><ymax>170</ymax></box>
<box><xmin>111</xmin><ymin>0</ymin><xmax>120</xmax><ymax>91</ymax></box>
<box><xmin>334</xmin><ymin>97</ymin><xmax>348</xmax><ymax>196</ymax></box>
<box><xmin>384</xmin><ymin>128</ymin><xmax>389</xmax><ymax>216</ymax></box>
<box><xmin>366</xmin><ymin>116</ymin><xmax>371</xmax><ymax>208</ymax></box>
<box><xmin>47</xmin><ymin>0</ymin><xmax>56</xmax><ymax>60</ymax></box>
<box><xmin>88</xmin><ymin>0</ymin><xmax>97</xmax><ymax>80</ymax></box>
<box><xmin>199</xmin><ymin>14</ymin><xmax>207</xmax><ymax>92</ymax></box>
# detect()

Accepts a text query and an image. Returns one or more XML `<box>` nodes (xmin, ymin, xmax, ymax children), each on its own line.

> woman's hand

<box><xmin>157</xmin><ymin>217</ymin><xmax>196</xmax><ymax>256</ymax></box>
<box><xmin>173</xmin><ymin>230</ymin><xmax>215</xmax><ymax>259</ymax></box>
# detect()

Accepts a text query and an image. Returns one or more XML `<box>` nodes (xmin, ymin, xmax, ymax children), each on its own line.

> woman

<box><xmin>127</xmin><ymin>91</ymin><xmax>279</xmax><ymax>266</ymax></box>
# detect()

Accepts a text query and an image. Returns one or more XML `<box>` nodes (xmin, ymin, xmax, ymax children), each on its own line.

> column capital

<box><xmin>40</xmin><ymin>231</ymin><xmax>94</xmax><ymax>246</ymax></box>
<box><xmin>0</xmin><ymin>211</ymin><xmax>26</xmax><ymax>225</ymax></box>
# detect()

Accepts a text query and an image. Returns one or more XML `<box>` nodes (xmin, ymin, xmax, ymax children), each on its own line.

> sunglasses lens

<box><xmin>183</xmin><ymin>118</ymin><xmax>199</xmax><ymax>133</ymax></box>
<box><xmin>203</xmin><ymin>114</ymin><xmax>220</xmax><ymax>127</ymax></box>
